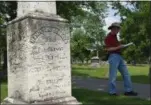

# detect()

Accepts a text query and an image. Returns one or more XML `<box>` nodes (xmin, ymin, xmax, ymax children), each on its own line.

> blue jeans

<box><xmin>108</xmin><ymin>53</ymin><xmax>133</xmax><ymax>94</ymax></box>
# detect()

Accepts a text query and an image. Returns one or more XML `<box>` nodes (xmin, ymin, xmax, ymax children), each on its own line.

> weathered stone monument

<box><xmin>91</xmin><ymin>56</ymin><xmax>100</xmax><ymax>68</ymax></box>
<box><xmin>2</xmin><ymin>1</ymin><xmax>81</xmax><ymax>104</ymax></box>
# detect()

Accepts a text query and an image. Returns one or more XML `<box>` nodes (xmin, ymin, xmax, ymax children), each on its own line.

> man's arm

<box><xmin>105</xmin><ymin>45</ymin><xmax>123</xmax><ymax>52</ymax></box>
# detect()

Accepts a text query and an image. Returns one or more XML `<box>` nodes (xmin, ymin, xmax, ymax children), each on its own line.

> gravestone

<box><xmin>91</xmin><ymin>56</ymin><xmax>100</xmax><ymax>68</ymax></box>
<box><xmin>2</xmin><ymin>1</ymin><xmax>81</xmax><ymax>104</ymax></box>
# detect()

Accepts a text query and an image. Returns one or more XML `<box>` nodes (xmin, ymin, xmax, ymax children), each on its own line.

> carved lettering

<box><xmin>39</xmin><ymin>91</ymin><xmax>67</xmax><ymax>99</ymax></box>
<box><xmin>30</xmin><ymin>26</ymin><xmax>69</xmax><ymax>44</ymax></box>
<box><xmin>45</xmin><ymin>47</ymin><xmax>64</xmax><ymax>52</ymax></box>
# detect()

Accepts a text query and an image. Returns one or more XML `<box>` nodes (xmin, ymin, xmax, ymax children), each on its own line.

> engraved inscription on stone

<box><xmin>30</xmin><ymin>26</ymin><xmax>69</xmax><ymax>44</ymax></box>
<box><xmin>28</xmin><ymin>24</ymin><xmax>71</xmax><ymax>101</ymax></box>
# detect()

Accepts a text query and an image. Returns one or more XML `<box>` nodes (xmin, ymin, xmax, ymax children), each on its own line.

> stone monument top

<box><xmin>17</xmin><ymin>0</ymin><xmax>56</xmax><ymax>17</ymax></box>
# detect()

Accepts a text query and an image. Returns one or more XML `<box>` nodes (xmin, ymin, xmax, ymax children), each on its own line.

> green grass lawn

<box><xmin>72</xmin><ymin>64</ymin><xmax>150</xmax><ymax>84</ymax></box>
<box><xmin>1</xmin><ymin>83</ymin><xmax>150</xmax><ymax>105</ymax></box>
<box><xmin>73</xmin><ymin>88</ymin><xmax>150</xmax><ymax>105</ymax></box>
<box><xmin>0</xmin><ymin>82</ymin><xmax>7</xmax><ymax>101</ymax></box>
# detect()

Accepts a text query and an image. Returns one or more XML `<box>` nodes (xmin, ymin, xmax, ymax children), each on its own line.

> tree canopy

<box><xmin>0</xmin><ymin>1</ymin><xmax>108</xmax><ymax>64</ymax></box>
<box><xmin>111</xmin><ymin>1</ymin><xmax>150</xmax><ymax>63</ymax></box>
<box><xmin>0</xmin><ymin>1</ymin><xmax>150</xmax><ymax>64</ymax></box>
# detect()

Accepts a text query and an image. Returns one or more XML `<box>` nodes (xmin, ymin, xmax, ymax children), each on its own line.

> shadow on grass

<box><xmin>72</xmin><ymin>67</ymin><xmax>100</xmax><ymax>71</ymax></box>
<box><xmin>116</xmin><ymin>75</ymin><xmax>150</xmax><ymax>84</ymax></box>
<box><xmin>72</xmin><ymin>65</ymin><xmax>150</xmax><ymax>84</ymax></box>
<box><xmin>0</xmin><ymin>70</ymin><xmax>7</xmax><ymax>84</ymax></box>
<box><xmin>129</xmin><ymin>75</ymin><xmax>150</xmax><ymax>84</ymax></box>
<box><xmin>127</xmin><ymin>64</ymin><xmax>149</xmax><ymax>67</ymax></box>
<box><xmin>72</xmin><ymin>70</ymin><xmax>151</xmax><ymax>84</ymax></box>
<box><xmin>72</xmin><ymin>69</ymin><xmax>150</xmax><ymax>84</ymax></box>
<box><xmin>73</xmin><ymin>88</ymin><xmax>150</xmax><ymax>105</ymax></box>
<box><xmin>0</xmin><ymin>76</ymin><xmax>7</xmax><ymax>84</ymax></box>
<box><xmin>72</xmin><ymin>70</ymin><xmax>102</xmax><ymax>79</ymax></box>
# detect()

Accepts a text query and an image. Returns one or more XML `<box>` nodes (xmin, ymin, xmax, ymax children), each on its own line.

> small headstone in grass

<box><xmin>91</xmin><ymin>56</ymin><xmax>100</xmax><ymax>68</ymax></box>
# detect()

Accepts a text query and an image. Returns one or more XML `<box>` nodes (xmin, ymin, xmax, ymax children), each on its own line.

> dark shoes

<box><xmin>124</xmin><ymin>91</ymin><xmax>138</xmax><ymax>96</ymax></box>
<box><xmin>109</xmin><ymin>91</ymin><xmax>138</xmax><ymax>96</ymax></box>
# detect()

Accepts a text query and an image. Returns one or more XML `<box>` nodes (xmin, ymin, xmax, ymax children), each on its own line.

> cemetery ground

<box><xmin>0</xmin><ymin>81</ymin><xmax>150</xmax><ymax>105</ymax></box>
<box><xmin>0</xmin><ymin>64</ymin><xmax>150</xmax><ymax>104</ymax></box>
<box><xmin>72</xmin><ymin>64</ymin><xmax>150</xmax><ymax>84</ymax></box>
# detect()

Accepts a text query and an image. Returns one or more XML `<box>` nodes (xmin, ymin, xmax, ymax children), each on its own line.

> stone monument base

<box><xmin>3</xmin><ymin>12</ymin><xmax>81</xmax><ymax>105</ymax></box>
<box><xmin>2</xmin><ymin>96</ymin><xmax>81</xmax><ymax>105</ymax></box>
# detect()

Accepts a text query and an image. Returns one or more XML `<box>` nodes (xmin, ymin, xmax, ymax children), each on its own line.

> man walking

<box><xmin>104</xmin><ymin>22</ymin><xmax>138</xmax><ymax>96</ymax></box>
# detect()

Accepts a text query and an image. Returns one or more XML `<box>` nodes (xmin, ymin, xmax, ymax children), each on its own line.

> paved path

<box><xmin>72</xmin><ymin>76</ymin><xmax>150</xmax><ymax>100</ymax></box>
